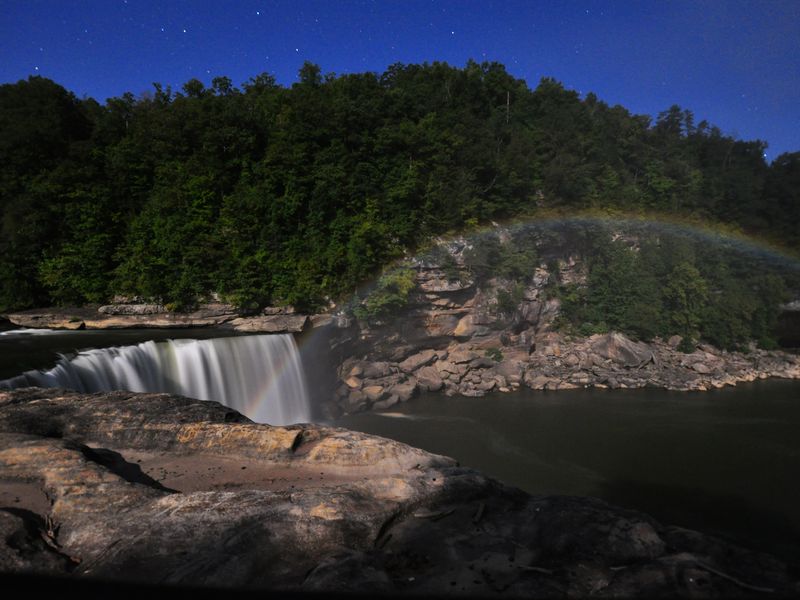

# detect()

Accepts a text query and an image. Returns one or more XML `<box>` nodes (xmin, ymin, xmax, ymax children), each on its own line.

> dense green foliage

<box><xmin>548</xmin><ymin>223</ymin><xmax>795</xmax><ymax>350</ymax></box>
<box><xmin>351</xmin><ymin>266</ymin><xmax>416</xmax><ymax>321</ymax></box>
<box><xmin>408</xmin><ymin>220</ymin><xmax>796</xmax><ymax>351</ymax></box>
<box><xmin>0</xmin><ymin>61</ymin><xmax>798</xmax><ymax>314</ymax></box>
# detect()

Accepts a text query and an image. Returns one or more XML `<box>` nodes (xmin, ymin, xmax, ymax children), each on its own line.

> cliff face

<box><xmin>1</xmin><ymin>387</ymin><xmax>798</xmax><ymax>596</ymax></box>
<box><xmin>331</xmin><ymin>239</ymin><xmax>800</xmax><ymax>417</ymax></box>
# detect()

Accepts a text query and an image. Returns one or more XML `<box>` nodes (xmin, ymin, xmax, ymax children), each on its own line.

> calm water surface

<box><xmin>335</xmin><ymin>381</ymin><xmax>800</xmax><ymax>563</ymax></box>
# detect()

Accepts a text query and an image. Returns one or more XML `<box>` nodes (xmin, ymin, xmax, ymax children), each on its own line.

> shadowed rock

<box><xmin>1</xmin><ymin>387</ymin><xmax>797</xmax><ymax>596</ymax></box>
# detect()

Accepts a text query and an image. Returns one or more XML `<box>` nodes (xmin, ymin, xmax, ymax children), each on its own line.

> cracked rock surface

<box><xmin>1</xmin><ymin>387</ymin><xmax>798</xmax><ymax>596</ymax></box>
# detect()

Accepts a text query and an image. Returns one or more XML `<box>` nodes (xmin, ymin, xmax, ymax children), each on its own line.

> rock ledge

<box><xmin>1</xmin><ymin>387</ymin><xmax>797</xmax><ymax>596</ymax></box>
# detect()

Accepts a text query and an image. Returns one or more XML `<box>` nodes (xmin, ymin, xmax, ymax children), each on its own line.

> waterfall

<box><xmin>0</xmin><ymin>334</ymin><xmax>311</xmax><ymax>425</ymax></box>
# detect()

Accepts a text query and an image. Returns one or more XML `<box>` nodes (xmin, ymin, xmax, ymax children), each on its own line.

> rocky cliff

<box><xmin>331</xmin><ymin>237</ymin><xmax>800</xmax><ymax>417</ymax></box>
<box><xmin>1</xmin><ymin>387</ymin><xmax>797</xmax><ymax>596</ymax></box>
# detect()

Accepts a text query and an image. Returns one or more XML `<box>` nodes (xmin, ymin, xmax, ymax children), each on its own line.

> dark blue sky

<box><xmin>2</xmin><ymin>0</ymin><xmax>798</xmax><ymax>159</ymax></box>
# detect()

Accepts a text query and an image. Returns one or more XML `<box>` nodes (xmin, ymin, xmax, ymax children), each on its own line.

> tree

<box><xmin>663</xmin><ymin>262</ymin><xmax>709</xmax><ymax>348</ymax></box>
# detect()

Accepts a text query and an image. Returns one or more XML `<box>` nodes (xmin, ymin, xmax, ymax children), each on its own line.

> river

<box><xmin>2</xmin><ymin>327</ymin><xmax>799</xmax><ymax>563</ymax></box>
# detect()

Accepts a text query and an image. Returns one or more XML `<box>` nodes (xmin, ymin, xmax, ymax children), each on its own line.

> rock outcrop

<box><xmin>1</xmin><ymin>387</ymin><xmax>797</xmax><ymax>596</ymax></box>
<box><xmin>333</xmin><ymin>237</ymin><xmax>800</xmax><ymax>415</ymax></box>
<box><xmin>4</xmin><ymin>304</ymin><xmax>241</xmax><ymax>330</ymax></box>
<box><xmin>336</xmin><ymin>326</ymin><xmax>800</xmax><ymax>413</ymax></box>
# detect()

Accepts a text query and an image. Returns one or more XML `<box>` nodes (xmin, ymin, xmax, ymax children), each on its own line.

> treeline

<box><xmin>1</xmin><ymin>60</ymin><xmax>798</xmax><ymax>312</ymax></box>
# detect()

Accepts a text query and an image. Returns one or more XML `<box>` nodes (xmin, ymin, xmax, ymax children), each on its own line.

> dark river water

<box><xmin>2</xmin><ymin>327</ymin><xmax>799</xmax><ymax>564</ymax></box>
<box><xmin>334</xmin><ymin>382</ymin><xmax>800</xmax><ymax>564</ymax></box>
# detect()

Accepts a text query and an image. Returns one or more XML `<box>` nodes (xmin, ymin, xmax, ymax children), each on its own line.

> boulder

<box><xmin>362</xmin><ymin>385</ymin><xmax>385</xmax><ymax>402</ymax></box>
<box><xmin>477</xmin><ymin>379</ymin><xmax>497</xmax><ymax>392</ymax></box>
<box><xmin>524</xmin><ymin>373</ymin><xmax>553</xmax><ymax>390</ymax></box>
<box><xmin>398</xmin><ymin>350</ymin><xmax>437</xmax><ymax>373</ymax></box>
<box><xmin>453</xmin><ymin>314</ymin><xmax>477</xmax><ymax>338</ymax></box>
<box><xmin>416</xmin><ymin>366</ymin><xmax>444</xmax><ymax>392</ymax></box>
<box><xmin>468</xmin><ymin>356</ymin><xmax>495</xmax><ymax>370</ymax></box>
<box><xmin>361</xmin><ymin>362</ymin><xmax>393</xmax><ymax>379</ymax></box>
<box><xmin>495</xmin><ymin>359</ymin><xmax>525</xmax><ymax>382</ymax></box>
<box><xmin>590</xmin><ymin>332</ymin><xmax>654</xmax><ymax>368</ymax></box>
<box><xmin>344</xmin><ymin>377</ymin><xmax>362</xmax><ymax>389</ymax></box>
<box><xmin>433</xmin><ymin>360</ymin><xmax>460</xmax><ymax>375</ymax></box>
<box><xmin>371</xmin><ymin>396</ymin><xmax>399</xmax><ymax>411</ymax></box>
<box><xmin>448</xmin><ymin>349</ymin><xmax>479</xmax><ymax>364</ymax></box>
<box><xmin>388</xmin><ymin>380</ymin><xmax>418</xmax><ymax>403</ymax></box>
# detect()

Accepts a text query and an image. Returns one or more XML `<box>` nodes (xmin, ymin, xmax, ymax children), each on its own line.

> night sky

<box><xmin>1</xmin><ymin>0</ymin><xmax>798</xmax><ymax>160</ymax></box>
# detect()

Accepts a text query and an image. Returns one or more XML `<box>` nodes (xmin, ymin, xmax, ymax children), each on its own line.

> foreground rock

<box><xmin>1</xmin><ymin>388</ymin><xmax>797</xmax><ymax>596</ymax></box>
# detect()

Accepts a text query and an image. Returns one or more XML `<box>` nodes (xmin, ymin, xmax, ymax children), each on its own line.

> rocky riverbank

<box><xmin>1</xmin><ymin>387</ymin><xmax>797</xmax><ymax>596</ymax></box>
<box><xmin>1</xmin><ymin>303</ymin><xmax>314</xmax><ymax>333</ymax></box>
<box><xmin>331</xmin><ymin>237</ymin><xmax>800</xmax><ymax>416</ymax></box>
<box><xmin>334</xmin><ymin>330</ymin><xmax>800</xmax><ymax>415</ymax></box>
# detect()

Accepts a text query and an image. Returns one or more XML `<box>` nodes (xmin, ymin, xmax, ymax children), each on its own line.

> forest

<box><xmin>1</xmin><ymin>60</ymin><xmax>798</xmax><ymax>320</ymax></box>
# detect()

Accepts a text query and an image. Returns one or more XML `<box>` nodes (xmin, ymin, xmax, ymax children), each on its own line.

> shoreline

<box><xmin>334</xmin><ymin>330</ymin><xmax>800</xmax><ymax>416</ymax></box>
<box><xmin>0</xmin><ymin>304</ymin><xmax>316</xmax><ymax>333</ymax></box>
<box><xmin>2</xmin><ymin>306</ymin><xmax>799</xmax><ymax>417</ymax></box>
<box><xmin>1</xmin><ymin>387</ymin><xmax>798</xmax><ymax>595</ymax></box>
